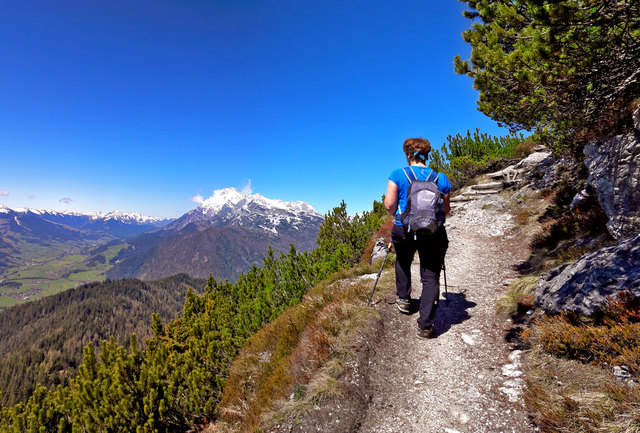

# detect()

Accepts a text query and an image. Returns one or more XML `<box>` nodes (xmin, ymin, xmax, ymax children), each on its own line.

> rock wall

<box><xmin>535</xmin><ymin>232</ymin><xmax>640</xmax><ymax>315</ymax></box>
<box><xmin>584</xmin><ymin>108</ymin><xmax>640</xmax><ymax>240</ymax></box>
<box><xmin>536</xmin><ymin>107</ymin><xmax>640</xmax><ymax>315</ymax></box>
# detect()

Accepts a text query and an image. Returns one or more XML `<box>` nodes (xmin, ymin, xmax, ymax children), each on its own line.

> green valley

<box><xmin>0</xmin><ymin>241</ymin><xmax>127</xmax><ymax>310</ymax></box>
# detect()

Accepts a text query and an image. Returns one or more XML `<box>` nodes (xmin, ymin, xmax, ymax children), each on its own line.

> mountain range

<box><xmin>0</xmin><ymin>206</ymin><xmax>173</xmax><ymax>277</ymax></box>
<box><xmin>106</xmin><ymin>188</ymin><xmax>324</xmax><ymax>281</ymax></box>
<box><xmin>1</xmin><ymin>189</ymin><xmax>324</xmax><ymax>300</ymax></box>
<box><xmin>0</xmin><ymin>205</ymin><xmax>172</xmax><ymax>241</ymax></box>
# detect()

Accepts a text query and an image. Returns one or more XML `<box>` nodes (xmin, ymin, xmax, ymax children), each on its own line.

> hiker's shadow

<box><xmin>408</xmin><ymin>292</ymin><xmax>476</xmax><ymax>337</ymax></box>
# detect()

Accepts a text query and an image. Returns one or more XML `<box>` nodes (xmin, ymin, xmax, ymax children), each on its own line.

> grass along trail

<box><xmin>357</xmin><ymin>194</ymin><xmax>535</xmax><ymax>433</ymax></box>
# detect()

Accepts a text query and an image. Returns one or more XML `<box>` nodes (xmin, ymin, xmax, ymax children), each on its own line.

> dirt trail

<box><xmin>357</xmin><ymin>195</ymin><xmax>536</xmax><ymax>433</ymax></box>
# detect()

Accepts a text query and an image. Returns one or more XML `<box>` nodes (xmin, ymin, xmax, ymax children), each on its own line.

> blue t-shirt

<box><xmin>389</xmin><ymin>166</ymin><xmax>451</xmax><ymax>226</ymax></box>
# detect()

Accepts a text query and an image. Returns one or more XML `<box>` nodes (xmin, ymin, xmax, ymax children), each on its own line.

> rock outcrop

<box><xmin>535</xmin><ymin>232</ymin><xmax>640</xmax><ymax>315</ymax></box>
<box><xmin>583</xmin><ymin>115</ymin><xmax>640</xmax><ymax>240</ymax></box>
<box><xmin>370</xmin><ymin>237</ymin><xmax>389</xmax><ymax>264</ymax></box>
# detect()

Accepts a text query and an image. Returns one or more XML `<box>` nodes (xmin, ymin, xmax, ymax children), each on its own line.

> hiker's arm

<box><xmin>384</xmin><ymin>180</ymin><xmax>398</xmax><ymax>216</ymax></box>
<box><xmin>443</xmin><ymin>193</ymin><xmax>451</xmax><ymax>215</ymax></box>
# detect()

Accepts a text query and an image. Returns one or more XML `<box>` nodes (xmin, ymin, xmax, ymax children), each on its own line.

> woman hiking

<box><xmin>384</xmin><ymin>137</ymin><xmax>451</xmax><ymax>339</ymax></box>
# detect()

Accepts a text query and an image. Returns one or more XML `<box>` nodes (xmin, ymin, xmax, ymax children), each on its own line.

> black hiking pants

<box><xmin>391</xmin><ymin>224</ymin><xmax>448</xmax><ymax>330</ymax></box>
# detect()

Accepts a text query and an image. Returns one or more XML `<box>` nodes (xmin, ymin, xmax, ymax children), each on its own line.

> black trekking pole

<box><xmin>442</xmin><ymin>260</ymin><xmax>449</xmax><ymax>305</ymax></box>
<box><xmin>367</xmin><ymin>242</ymin><xmax>393</xmax><ymax>307</ymax></box>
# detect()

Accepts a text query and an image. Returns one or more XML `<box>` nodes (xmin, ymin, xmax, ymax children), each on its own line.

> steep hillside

<box><xmin>0</xmin><ymin>200</ymin><xmax>385</xmax><ymax>432</ymax></box>
<box><xmin>0</xmin><ymin>273</ymin><xmax>206</xmax><ymax>407</ymax></box>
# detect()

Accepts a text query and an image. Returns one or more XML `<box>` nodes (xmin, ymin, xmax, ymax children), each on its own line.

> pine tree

<box><xmin>454</xmin><ymin>0</ymin><xmax>640</xmax><ymax>147</ymax></box>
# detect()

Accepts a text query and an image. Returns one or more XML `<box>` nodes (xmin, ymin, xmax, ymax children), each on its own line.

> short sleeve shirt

<box><xmin>389</xmin><ymin>166</ymin><xmax>451</xmax><ymax>225</ymax></box>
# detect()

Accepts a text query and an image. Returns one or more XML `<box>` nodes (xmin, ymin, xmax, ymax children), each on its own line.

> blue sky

<box><xmin>0</xmin><ymin>0</ymin><xmax>506</xmax><ymax>218</ymax></box>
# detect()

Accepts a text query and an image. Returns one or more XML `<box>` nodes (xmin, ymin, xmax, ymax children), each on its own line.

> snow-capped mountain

<box><xmin>167</xmin><ymin>188</ymin><xmax>323</xmax><ymax>234</ymax></box>
<box><xmin>0</xmin><ymin>205</ymin><xmax>170</xmax><ymax>226</ymax></box>
<box><xmin>0</xmin><ymin>204</ymin><xmax>173</xmax><ymax>241</ymax></box>
<box><xmin>107</xmin><ymin>188</ymin><xmax>324</xmax><ymax>282</ymax></box>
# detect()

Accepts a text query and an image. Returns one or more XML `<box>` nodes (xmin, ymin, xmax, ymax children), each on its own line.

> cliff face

<box><xmin>584</xmin><ymin>106</ymin><xmax>640</xmax><ymax>240</ymax></box>
<box><xmin>536</xmin><ymin>107</ymin><xmax>640</xmax><ymax>314</ymax></box>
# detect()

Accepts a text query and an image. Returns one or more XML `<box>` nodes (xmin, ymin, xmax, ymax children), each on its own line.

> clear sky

<box><xmin>0</xmin><ymin>0</ymin><xmax>506</xmax><ymax>218</ymax></box>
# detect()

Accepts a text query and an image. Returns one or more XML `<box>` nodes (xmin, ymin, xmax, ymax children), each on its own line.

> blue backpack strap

<box><xmin>425</xmin><ymin>168</ymin><xmax>434</xmax><ymax>182</ymax></box>
<box><xmin>409</xmin><ymin>166</ymin><xmax>419</xmax><ymax>181</ymax></box>
<box><xmin>402</xmin><ymin>167</ymin><xmax>417</xmax><ymax>183</ymax></box>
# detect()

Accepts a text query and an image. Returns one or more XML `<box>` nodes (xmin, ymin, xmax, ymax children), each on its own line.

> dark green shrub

<box><xmin>429</xmin><ymin>128</ymin><xmax>528</xmax><ymax>190</ymax></box>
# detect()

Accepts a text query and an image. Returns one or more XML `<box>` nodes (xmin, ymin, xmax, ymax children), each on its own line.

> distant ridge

<box><xmin>0</xmin><ymin>205</ymin><xmax>175</xmax><ymax>278</ymax></box>
<box><xmin>0</xmin><ymin>204</ymin><xmax>172</xmax><ymax>226</ymax></box>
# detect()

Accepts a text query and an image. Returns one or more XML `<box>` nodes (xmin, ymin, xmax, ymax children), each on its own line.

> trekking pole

<box><xmin>442</xmin><ymin>260</ymin><xmax>449</xmax><ymax>305</ymax></box>
<box><xmin>367</xmin><ymin>242</ymin><xmax>393</xmax><ymax>307</ymax></box>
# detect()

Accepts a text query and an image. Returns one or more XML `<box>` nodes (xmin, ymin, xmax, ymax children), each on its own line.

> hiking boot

<box><xmin>416</xmin><ymin>327</ymin><xmax>433</xmax><ymax>339</ymax></box>
<box><xmin>396</xmin><ymin>297</ymin><xmax>410</xmax><ymax>313</ymax></box>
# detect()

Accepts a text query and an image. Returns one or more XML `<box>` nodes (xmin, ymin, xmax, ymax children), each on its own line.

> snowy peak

<box><xmin>169</xmin><ymin>188</ymin><xmax>323</xmax><ymax>234</ymax></box>
<box><xmin>201</xmin><ymin>188</ymin><xmax>247</xmax><ymax>213</ymax></box>
<box><xmin>199</xmin><ymin>187</ymin><xmax>322</xmax><ymax>218</ymax></box>
<box><xmin>100</xmin><ymin>210</ymin><xmax>170</xmax><ymax>225</ymax></box>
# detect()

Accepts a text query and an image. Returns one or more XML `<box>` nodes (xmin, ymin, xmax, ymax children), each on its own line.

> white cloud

<box><xmin>190</xmin><ymin>194</ymin><xmax>204</xmax><ymax>204</ymax></box>
<box><xmin>240</xmin><ymin>179</ymin><xmax>253</xmax><ymax>195</ymax></box>
<box><xmin>59</xmin><ymin>197</ymin><xmax>73</xmax><ymax>204</ymax></box>
<box><xmin>0</xmin><ymin>190</ymin><xmax>8</xmax><ymax>196</ymax></box>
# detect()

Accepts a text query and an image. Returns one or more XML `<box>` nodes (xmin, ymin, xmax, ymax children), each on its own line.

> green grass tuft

<box><xmin>496</xmin><ymin>276</ymin><xmax>539</xmax><ymax>318</ymax></box>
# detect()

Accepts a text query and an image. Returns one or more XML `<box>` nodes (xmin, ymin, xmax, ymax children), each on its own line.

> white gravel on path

<box><xmin>357</xmin><ymin>195</ymin><xmax>536</xmax><ymax>433</ymax></box>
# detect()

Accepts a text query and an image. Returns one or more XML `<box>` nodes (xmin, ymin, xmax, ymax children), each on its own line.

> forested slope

<box><xmin>0</xmin><ymin>274</ymin><xmax>206</xmax><ymax>406</ymax></box>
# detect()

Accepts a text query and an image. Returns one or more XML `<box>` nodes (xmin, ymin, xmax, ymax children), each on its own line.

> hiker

<box><xmin>384</xmin><ymin>137</ymin><xmax>451</xmax><ymax>339</ymax></box>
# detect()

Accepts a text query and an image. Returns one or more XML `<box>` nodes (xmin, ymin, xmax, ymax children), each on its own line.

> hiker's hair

<box><xmin>403</xmin><ymin>137</ymin><xmax>431</xmax><ymax>161</ymax></box>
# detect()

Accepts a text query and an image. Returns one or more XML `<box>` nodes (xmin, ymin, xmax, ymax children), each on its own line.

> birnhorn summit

<box><xmin>106</xmin><ymin>188</ymin><xmax>324</xmax><ymax>282</ymax></box>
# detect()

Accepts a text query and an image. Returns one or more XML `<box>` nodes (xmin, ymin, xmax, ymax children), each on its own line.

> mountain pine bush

<box><xmin>429</xmin><ymin>128</ymin><xmax>527</xmax><ymax>190</ymax></box>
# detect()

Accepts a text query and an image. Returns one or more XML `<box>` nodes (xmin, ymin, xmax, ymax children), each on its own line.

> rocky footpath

<box><xmin>355</xmin><ymin>194</ymin><xmax>535</xmax><ymax>433</ymax></box>
<box><xmin>451</xmin><ymin>147</ymin><xmax>551</xmax><ymax>205</ymax></box>
<box><xmin>278</xmin><ymin>187</ymin><xmax>537</xmax><ymax>433</ymax></box>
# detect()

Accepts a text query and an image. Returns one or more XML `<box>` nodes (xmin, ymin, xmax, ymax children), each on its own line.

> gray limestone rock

<box><xmin>514</xmin><ymin>151</ymin><xmax>552</xmax><ymax>171</ymax></box>
<box><xmin>535</xmin><ymin>232</ymin><xmax>640</xmax><ymax>315</ymax></box>
<box><xmin>371</xmin><ymin>237</ymin><xmax>389</xmax><ymax>264</ymax></box>
<box><xmin>524</xmin><ymin>155</ymin><xmax>575</xmax><ymax>191</ymax></box>
<box><xmin>584</xmin><ymin>132</ymin><xmax>640</xmax><ymax>239</ymax></box>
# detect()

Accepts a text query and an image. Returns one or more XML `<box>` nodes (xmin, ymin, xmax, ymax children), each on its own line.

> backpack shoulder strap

<box><xmin>409</xmin><ymin>166</ymin><xmax>421</xmax><ymax>181</ymax></box>
<box><xmin>434</xmin><ymin>171</ymin><xmax>440</xmax><ymax>183</ymax></box>
<box><xmin>403</xmin><ymin>167</ymin><xmax>416</xmax><ymax>183</ymax></box>
<box><xmin>426</xmin><ymin>168</ymin><xmax>434</xmax><ymax>182</ymax></box>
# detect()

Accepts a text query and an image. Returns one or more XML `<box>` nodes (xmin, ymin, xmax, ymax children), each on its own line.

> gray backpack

<box><xmin>400</xmin><ymin>167</ymin><xmax>444</xmax><ymax>237</ymax></box>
